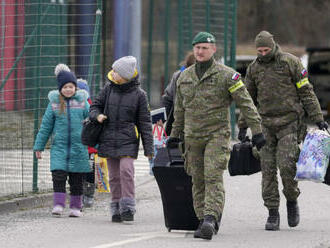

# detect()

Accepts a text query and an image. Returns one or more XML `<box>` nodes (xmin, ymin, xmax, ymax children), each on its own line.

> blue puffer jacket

<box><xmin>33</xmin><ymin>90</ymin><xmax>90</xmax><ymax>173</ymax></box>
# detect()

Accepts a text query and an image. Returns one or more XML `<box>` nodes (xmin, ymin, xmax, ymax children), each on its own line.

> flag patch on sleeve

<box><xmin>231</xmin><ymin>73</ymin><xmax>240</xmax><ymax>81</ymax></box>
<box><xmin>301</xmin><ymin>69</ymin><xmax>307</xmax><ymax>77</ymax></box>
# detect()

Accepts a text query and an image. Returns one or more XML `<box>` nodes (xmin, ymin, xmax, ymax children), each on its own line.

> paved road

<box><xmin>0</xmin><ymin>158</ymin><xmax>330</xmax><ymax>248</ymax></box>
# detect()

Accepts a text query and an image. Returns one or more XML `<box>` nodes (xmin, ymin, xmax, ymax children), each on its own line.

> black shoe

<box><xmin>121</xmin><ymin>210</ymin><xmax>134</xmax><ymax>221</ymax></box>
<box><xmin>287</xmin><ymin>201</ymin><xmax>300</xmax><ymax>227</ymax></box>
<box><xmin>214</xmin><ymin>213</ymin><xmax>222</xmax><ymax>235</ymax></box>
<box><xmin>112</xmin><ymin>214</ymin><xmax>122</xmax><ymax>223</ymax></box>
<box><xmin>265</xmin><ymin>209</ymin><xmax>280</xmax><ymax>231</ymax></box>
<box><xmin>194</xmin><ymin>219</ymin><xmax>203</xmax><ymax>239</ymax></box>
<box><xmin>200</xmin><ymin>215</ymin><xmax>217</xmax><ymax>240</ymax></box>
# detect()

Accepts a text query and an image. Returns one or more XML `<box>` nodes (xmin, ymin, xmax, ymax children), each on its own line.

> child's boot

<box><xmin>69</xmin><ymin>195</ymin><xmax>82</xmax><ymax>217</ymax></box>
<box><xmin>120</xmin><ymin>197</ymin><xmax>136</xmax><ymax>222</ymax></box>
<box><xmin>52</xmin><ymin>192</ymin><xmax>66</xmax><ymax>216</ymax></box>
<box><xmin>83</xmin><ymin>182</ymin><xmax>95</xmax><ymax>208</ymax></box>
<box><xmin>111</xmin><ymin>202</ymin><xmax>122</xmax><ymax>222</ymax></box>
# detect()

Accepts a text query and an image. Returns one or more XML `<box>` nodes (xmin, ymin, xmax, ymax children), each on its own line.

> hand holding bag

<box><xmin>81</xmin><ymin>87</ymin><xmax>110</xmax><ymax>147</ymax></box>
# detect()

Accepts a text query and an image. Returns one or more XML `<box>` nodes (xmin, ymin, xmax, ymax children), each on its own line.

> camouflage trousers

<box><xmin>184</xmin><ymin>135</ymin><xmax>230</xmax><ymax>221</ymax></box>
<box><xmin>260</xmin><ymin>122</ymin><xmax>301</xmax><ymax>209</ymax></box>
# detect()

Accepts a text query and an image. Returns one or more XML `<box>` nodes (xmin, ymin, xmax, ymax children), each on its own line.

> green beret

<box><xmin>192</xmin><ymin>32</ymin><xmax>216</xmax><ymax>46</ymax></box>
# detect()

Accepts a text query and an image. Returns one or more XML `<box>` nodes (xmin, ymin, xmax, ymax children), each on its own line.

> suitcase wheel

<box><xmin>167</xmin><ymin>228</ymin><xmax>171</xmax><ymax>232</ymax></box>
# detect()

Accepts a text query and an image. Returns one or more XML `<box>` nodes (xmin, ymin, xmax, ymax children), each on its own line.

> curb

<box><xmin>0</xmin><ymin>193</ymin><xmax>53</xmax><ymax>215</ymax></box>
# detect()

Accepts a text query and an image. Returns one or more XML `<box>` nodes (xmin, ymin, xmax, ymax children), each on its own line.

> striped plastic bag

<box><xmin>295</xmin><ymin>129</ymin><xmax>330</xmax><ymax>182</ymax></box>
<box><xmin>95</xmin><ymin>154</ymin><xmax>110</xmax><ymax>192</ymax></box>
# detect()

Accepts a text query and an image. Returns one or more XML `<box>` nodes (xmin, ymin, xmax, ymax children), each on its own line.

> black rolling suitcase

<box><xmin>152</xmin><ymin>144</ymin><xmax>199</xmax><ymax>232</ymax></box>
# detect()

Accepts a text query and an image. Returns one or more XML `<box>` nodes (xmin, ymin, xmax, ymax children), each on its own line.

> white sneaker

<box><xmin>52</xmin><ymin>205</ymin><xmax>64</xmax><ymax>216</ymax></box>
<box><xmin>69</xmin><ymin>208</ymin><xmax>82</xmax><ymax>217</ymax></box>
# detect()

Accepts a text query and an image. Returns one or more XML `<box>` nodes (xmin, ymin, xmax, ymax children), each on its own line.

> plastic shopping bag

<box><xmin>149</xmin><ymin>125</ymin><xmax>169</xmax><ymax>175</ymax></box>
<box><xmin>95</xmin><ymin>154</ymin><xmax>110</xmax><ymax>192</ymax></box>
<box><xmin>295</xmin><ymin>129</ymin><xmax>330</xmax><ymax>182</ymax></box>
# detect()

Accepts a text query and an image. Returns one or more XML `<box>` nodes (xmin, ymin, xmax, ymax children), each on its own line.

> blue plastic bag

<box><xmin>295</xmin><ymin>129</ymin><xmax>330</xmax><ymax>182</ymax></box>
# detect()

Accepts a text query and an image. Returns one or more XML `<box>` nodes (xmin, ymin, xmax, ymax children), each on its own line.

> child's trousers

<box><xmin>107</xmin><ymin>157</ymin><xmax>135</xmax><ymax>213</ymax></box>
<box><xmin>52</xmin><ymin>170</ymin><xmax>84</xmax><ymax>195</ymax></box>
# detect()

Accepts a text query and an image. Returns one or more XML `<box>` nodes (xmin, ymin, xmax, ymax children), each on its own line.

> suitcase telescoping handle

<box><xmin>166</xmin><ymin>141</ymin><xmax>184</xmax><ymax>166</ymax></box>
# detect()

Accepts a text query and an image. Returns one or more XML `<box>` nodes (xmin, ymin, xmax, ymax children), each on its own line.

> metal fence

<box><xmin>0</xmin><ymin>0</ymin><xmax>102</xmax><ymax>199</ymax></box>
<box><xmin>0</xmin><ymin>0</ymin><xmax>237</xmax><ymax>199</ymax></box>
<box><xmin>144</xmin><ymin>0</ymin><xmax>237</xmax><ymax>107</ymax></box>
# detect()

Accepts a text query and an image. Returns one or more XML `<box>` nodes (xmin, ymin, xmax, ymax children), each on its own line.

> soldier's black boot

<box><xmin>214</xmin><ymin>213</ymin><xmax>222</xmax><ymax>235</ymax></box>
<box><xmin>193</xmin><ymin>219</ymin><xmax>203</xmax><ymax>239</ymax></box>
<box><xmin>287</xmin><ymin>201</ymin><xmax>300</xmax><ymax>227</ymax></box>
<box><xmin>200</xmin><ymin>215</ymin><xmax>217</xmax><ymax>240</ymax></box>
<box><xmin>265</xmin><ymin>209</ymin><xmax>280</xmax><ymax>231</ymax></box>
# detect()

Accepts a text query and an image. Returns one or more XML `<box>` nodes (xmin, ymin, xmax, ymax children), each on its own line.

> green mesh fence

<box><xmin>0</xmin><ymin>0</ymin><xmax>102</xmax><ymax>199</ymax></box>
<box><xmin>144</xmin><ymin>0</ymin><xmax>237</xmax><ymax>107</ymax></box>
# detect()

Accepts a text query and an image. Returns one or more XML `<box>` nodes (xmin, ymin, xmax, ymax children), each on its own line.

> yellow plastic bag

<box><xmin>95</xmin><ymin>154</ymin><xmax>110</xmax><ymax>192</ymax></box>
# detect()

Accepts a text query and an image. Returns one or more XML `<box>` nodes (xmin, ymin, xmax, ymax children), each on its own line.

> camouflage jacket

<box><xmin>171</xmin><ymin>59</ymin><xmax>262</xmax><ymax>139</ymax></box>
<box><xmin>239</xmin><ymin>45</ymin><xmax>323</xmax><ymax>129</ymax></box>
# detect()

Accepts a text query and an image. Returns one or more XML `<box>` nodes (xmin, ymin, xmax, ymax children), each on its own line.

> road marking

<box><xmin>90</xmin><ymin>231</ymin><xmax>187</xmax><ymax>248</ymax></box>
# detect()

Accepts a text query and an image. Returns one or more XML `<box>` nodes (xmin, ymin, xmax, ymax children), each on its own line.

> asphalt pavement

<box><xmin>0</xmin><ymin>160</ymin><xmax>330</xmax><ymax>248</ymax></box>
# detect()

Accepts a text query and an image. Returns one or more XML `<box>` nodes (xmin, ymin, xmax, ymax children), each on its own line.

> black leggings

<box><xmin>83</xmin><ymin>154</ymin><xmax>95</xmax><ymax>184</ymax></box>
<box><xmin>52</xmin><ymin>170</ymin><xmax>84</xmax><ymax>195</ymax></box>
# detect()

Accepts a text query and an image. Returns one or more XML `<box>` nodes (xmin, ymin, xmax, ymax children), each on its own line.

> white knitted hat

<box><xmin>112</xmin><ymin>56</ymin><xmax>137</xmax><ymax>80</ymax></box>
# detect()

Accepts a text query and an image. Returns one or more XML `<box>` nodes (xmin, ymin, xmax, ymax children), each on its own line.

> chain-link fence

<box><xmin>143</xmin><ymin>0</ymin><xmax>237</xmax><ymax>107</ymax></box>
<box><xmin>0</xmin><ymin>0</ymin><xmax>237</xmax><ymax>199</ymax></box>
<box><xmin>0</xmin><ymin>0</ymin><xmax>102</xmax><ymax>199</ymax></box>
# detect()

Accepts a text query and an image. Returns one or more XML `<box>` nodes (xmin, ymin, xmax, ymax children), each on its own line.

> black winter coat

<box><xmin>89</xmin><ymin>78</ymin><xmax>153</xmax><ymax>158</ymax></box>
<box><xmin>161</xmin><ymin>70</ymin><xmax>181</xmax><ymax>135</ymax></box>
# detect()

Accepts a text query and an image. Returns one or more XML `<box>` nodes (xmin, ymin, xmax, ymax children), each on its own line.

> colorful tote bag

<box><xmin>295</xmin><ymin>129</ymin><xmax>330</xmax><ymax>182</ymax></box>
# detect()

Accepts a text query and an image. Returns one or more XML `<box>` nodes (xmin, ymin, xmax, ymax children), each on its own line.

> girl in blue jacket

<box><xmin>33</xmin><ymin>64</ymin><xmax>90</xmax><ymax>217</ymax></box>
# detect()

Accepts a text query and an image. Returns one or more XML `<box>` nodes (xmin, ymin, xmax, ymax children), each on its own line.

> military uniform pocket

<box><xmin>180</xmin><ymin>81</ymin><xmax>195</xmax><ymax>103</ymax></box>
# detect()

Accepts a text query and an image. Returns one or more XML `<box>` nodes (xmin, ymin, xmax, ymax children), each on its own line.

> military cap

<box><xmin>255</xmin><ymin>30</ymin><xmax>275</xmax><ymax>48</ymax></box>
<box><xmin>192</xmin><ymin>32</ymin><xmax>216</xmax><ymax>46</ymax></box>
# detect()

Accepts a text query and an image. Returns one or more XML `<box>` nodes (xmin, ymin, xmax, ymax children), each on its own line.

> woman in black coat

<box><xmin>89</xmin><ymin>56</ymin><xmax>153</xmax><ymax>223</ymax></box>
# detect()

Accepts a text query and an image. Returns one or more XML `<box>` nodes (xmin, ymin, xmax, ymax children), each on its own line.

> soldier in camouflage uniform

<box><xmin>238</xmin><ymin>31</ymin><xmax>328</xmax><ymax>231</ymax></box>
<box><xmin>167</xmin><ymin>31</ymin><xmax>266</xmax><ymax>240</ymax></box>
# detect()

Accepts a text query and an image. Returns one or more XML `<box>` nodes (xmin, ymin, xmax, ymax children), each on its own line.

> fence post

<box><xmin>146</xmin><ymin>0</ymin><xmax>154</xmax><ymax>102</ymax></box>
<box><xmin>164</xmin><ymin>0</ymin><xmax>170</xmax><ymax>87</ymax></box>
<box><xmin>87</xmin><ymin>3</ymin><xmax>102</xmax><ymax>86</ymax></box>
<box><xmin>230</xmin><ymin>0</ymin><xmax>237</xmax><ymax>140</ymax></box>
<box><xmin>32</xmin><ymin>1</ymin><xmax>43</xmax><ymax>193</ymax></box>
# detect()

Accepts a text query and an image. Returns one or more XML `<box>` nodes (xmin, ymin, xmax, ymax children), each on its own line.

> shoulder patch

<box><xmin>301</xmin><ymin>68</ymin><xmax>307</xmax><ymax>77</ymax></box>
<box><xmin>231</xmin><ymin>72</ymin><xmax>240</xmax><ymax>81</ymax></box>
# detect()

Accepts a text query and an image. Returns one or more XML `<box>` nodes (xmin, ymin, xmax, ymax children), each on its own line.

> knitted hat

<box><xmin>255</xmin><ymin>31</ymin><xmax>275</xmax><ymax>48</ymax></box>
<box><xmin>77</xmin><ymin>78</ymin><xmax>90</xmax><ymax>98</ymax></box>
<box><xmin>54</xmin><ymin>63</ymin><xmax>77</xmax><ymax>91</ymax></box>
<box><xmin>112</xmin><ymin>56</ymin><xmax>137</xmax><ymax>80</ymax></box>
<box><xmin>192</xmin><ymin>32</ymin><xmax>216</xmax><ymax>46</ymax></box>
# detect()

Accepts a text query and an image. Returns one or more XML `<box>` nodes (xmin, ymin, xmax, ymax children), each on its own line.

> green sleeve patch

<box><xmin>296</xmin><ymin>77</ymin><xmax>309</xmax><ymax>88</ymax></box>
<box><xmin>228</xmin><ymin>80</ymin><xmax>244</xmax><ymax>93</ymax></box>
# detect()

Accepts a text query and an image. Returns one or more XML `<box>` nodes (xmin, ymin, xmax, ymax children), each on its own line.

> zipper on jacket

<box><xmin>66</xmin><ymin>99</ymin><xmax>71</xmax><ymax>170</ymax></box>
<box><xmin>114</xmin><ymin>94</ymin><xmax>124</xmax><ymax>156</ymax></box>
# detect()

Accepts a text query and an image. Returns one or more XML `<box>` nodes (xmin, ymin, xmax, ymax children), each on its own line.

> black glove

<box><xmin>316</xmin><ymin>121</ymin><xmax>329</xmax><ymax>130</ymax></box>
<box><xmin>238</xmin><ymin>128</ymin><xmax>248</xmax><ymax>142</ymax></box>
<box><xmin>252</xmin><ymin>133</ymin><xmax>266</xmax><ymax>151</ymax></box>
<box><xmin>166</xmin><ymin>137</ymin><xmax>182</xmax><ymax>148</ymax></box>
